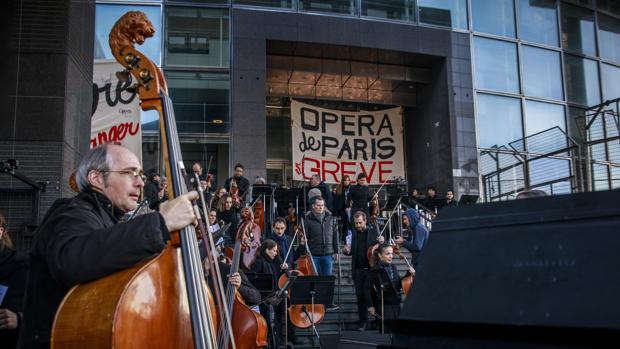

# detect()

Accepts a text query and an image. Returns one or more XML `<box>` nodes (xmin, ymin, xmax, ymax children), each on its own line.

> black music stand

<box><xmin>458</xmin><ymin>194</ymin><xmax>479</xmax><ymax>205</ymax></box>
<box><xmin>252</xmin><ymin>184</ymin><xmax>273</xmax><ymax>199</ymax></box>
<box><xmin>290</xmin><ymin>275</ymin><xmax>335</xmax><ymax>347</ymax></box>
<box><xmin>245</xmin><ymin>272</ymin><xmax>275</xmax><ymax>298</ymax></box>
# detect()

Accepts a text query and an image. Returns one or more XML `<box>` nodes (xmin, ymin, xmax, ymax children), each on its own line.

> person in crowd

<box><xmin>143</xmin><ymin>170</ymin><xmax>161</xmax><ymax>210</ymax></box>
<box><xmin>394</xmin><ymin>208</ymin><xmax>429</xmax><ymax>268</ymax></box>
<box><xmin>333</xmin><ymin>175</ymin><xmax>352</xmax><ymax>244</ymax></box>
<box><xmin>225</xmin><ymin>163</ymin><xmax>250</xmax><ymax>202</ymax></box>
<box><xmin>158</xmin><ymin>176</ymin><xmax>168</xmax><ymax>204</ymax></box>
<box><xmin>309</xmin><ymin>174</ymin><xmax>332</xmax><ymax>210</ymax></box>
<box><xmin>269</xmin><ymin>217</ymin><xmax>305</xmax><ymax>270</ymax></box>
<box><xmin>208</xmin><ymin>208</ymin><xmax>221</xmax><ymax>232</ymax></box>
<box><xmin>304</xmin><ymin>197</ymin><xmax>338</xmax><ymax>276</ymax></box>
<box><xmin>19</xmin><ymin>144</ymin><xmax>198</xmax><ymax>349</ymax></box>
<box><xmin>254</xmin><ymin>177</ymin><xmax>266</xmax><ymax>185</ymax></box>
<box><xmin>365</xmin><ymin>244</ymin><xmax>415</xmax><ymax>334</ymax></box>
<box><xmin>343</xmin><ymin>211</ymin><xmax>383</xmax><ymax>331</ymax></box>
<box><xmin>347</xmin><ymin>173</ymin><xmax>372</xmax><ymax>220</ymax></box>
<box><xmin>422</xmin><ymin>185</ymin><xmax>439</xmax><ymax>211</ymax></box>
<box><xmin>408</xmin><ymin>188</ymin><xmax>421</xmax><ymax>207</ymax></box>
<box><xmin>0</xmin><ymin>213</ymin><xmax>27</xmax><ymax>349</ymax></box>
<box><xmin>212</xmin><ymin>187</ymin><xmax>227</xmax><ymax>208</ymax></box>
<box><xmin>216</xmin><ymin>193</ymin><xmax>240</xmax><ymax>241</ymax></box>
<box><xmin>285</xmin><ymin>207</ymin><xmax>297</xmax><ymax>237</ymax></box>
<box><xmin>250</xmin><ymin>239</ymin><xmax>289</xmax><ymax>348</ymax></box>
<box><xmin>188</xmin><ymin>162</ymin><xmax>204</xmax><ymax>189</ymax></box>
<box><xmin>443</xmin><ymin>190</ymin><xmax>457</xmax><ymax>207</ymax></box>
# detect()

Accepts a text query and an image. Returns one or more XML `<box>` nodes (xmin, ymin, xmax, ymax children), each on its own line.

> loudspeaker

<box><xmin>389</xmin><ymin>189</ymin><xmax>620</xmax><ymax>348</ymax></box>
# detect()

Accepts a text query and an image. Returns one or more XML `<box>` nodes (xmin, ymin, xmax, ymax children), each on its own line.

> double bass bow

<box><xmin>52</xmin><ymin>11</ymin><xmax>218</xmax><ymax>349</ymax></box>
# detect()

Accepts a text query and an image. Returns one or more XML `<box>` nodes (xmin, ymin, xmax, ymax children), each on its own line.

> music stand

<box><xmin>252</xmin><ymin>184</ymin><xmax>273</xmax><ymax>199</ymax></box>
<box><xmin>245</xmin><ymin>272</ymin><xmax>275</xmax><ymax>298</ymax></box>
<box><xmin>458</xmin><ymin>194</ymin><xmax>479</xmax><ymax>205</ymax></box>
<box><xmin>290</xmin><ymin>275</ymin><xmax>335</xmax><ymax>347</ymax></box>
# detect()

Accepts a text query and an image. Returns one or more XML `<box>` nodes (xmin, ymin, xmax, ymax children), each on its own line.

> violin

<box><xmin>277</xmin><ymin>221</ymin><xmax>325</xmax><ymax>329</ymax></box>
<box><xmin>230</xmin><ymin>179</ymin><xmax>241</xmax><ymax>207</ymax></box>
<box><xmin>252</xmin><ymin>197</ymin><xmax>265</xmax><ymax>233</ymax></box>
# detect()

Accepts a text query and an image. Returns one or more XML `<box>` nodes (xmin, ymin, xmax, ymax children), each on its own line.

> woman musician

<box><xmin>365</xmin><ymin>244</ymin><xmax>415</xmax><ymax>334</ymax></box>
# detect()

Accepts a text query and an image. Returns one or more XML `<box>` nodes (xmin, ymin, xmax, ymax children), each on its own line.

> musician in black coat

<box><xmin>343</xmin><ymin>211</ymin><xmax>383</xmax><ymax>331</ymax></box>
<box><xmin>18</xmin><ymin>144</ymin><xmax>199</xmax><ymax>349</ymax></box>
<box><xmin>365</xmin><ymin>244</ymin><xmax>415</xmax><ymax>334</ymax></box>
<box><xmin>347</xmin><ymin>173</ymin><xmax>372</xmax><ymax>219</ymax></box>
<box><xmin>0</xmin><ymin>213</ymin><xmax>27</xmax><ymax>349</ymax></box>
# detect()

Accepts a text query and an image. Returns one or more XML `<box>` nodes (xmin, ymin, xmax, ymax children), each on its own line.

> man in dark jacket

<box><xmin>309</xmin><ymin>174</ymin><xmax>333</xmax><ymax>210</ymax></box>
<box><xmin>303</xmin><ymin>197</ymin><xmax>338</xmax><ymax>277</ymax></box>
<box><xmin>19</xmin><ymin>144</ymin><xmax>198</xmax><ymax>349</ymax></box>
<box><xmin>143</xmin><ymin>170</ymin><xmax>161</xmax><ymax>210</ymax></box>
<box><xmin>394</xmin><ymin>208</ymin><xmax>429</xmax><ymax>267</ymax></box>
<box><xmin>347</xmin><ymin>173</ymin><xmax>372</xmax><ymax>219</ymax></box>
<box><xmin>343</xmin><ymin>211</ymin><xmax>383</xmax><ymax>331</ymax></box>
<box><xmin>224</xmin><ymin>163</ymin><xmax>251</xmax><ymax>203</ymax></box>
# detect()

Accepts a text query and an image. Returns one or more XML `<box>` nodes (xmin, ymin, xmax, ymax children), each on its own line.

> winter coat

<box><xmin>0</xmin><ymin>247</ymin><xmax>27</xmax><ymax>349</ymax></box>
<box><xmin>303</xmin><ymin>211</ymin><xmax>337</xmax><ymax>256</ymax></box>
<box><xmin>19</xmin><ymin>191</ymin><xmax>169</xmax><ymax>349</ymax></box>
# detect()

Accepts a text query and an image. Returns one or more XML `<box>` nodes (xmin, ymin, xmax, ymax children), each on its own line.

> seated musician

<box><xmin>365</xmin><ymin>244</ymin><xmax>415</xmax><ymax>334</ymax></box>
<box><xmin>205</xmin><ymin>259</ymin><xmax>261</xmax><ymax>311</ymax></box>
<box><xmin>394</xmin><ymin>208</ymin><xmax>429</xmax><ymax>268</ymax></box>
<box><xmin>19</xmin><ymin>144</ymin><xmax>199</xmax><ymax>349</ymax></box>
<box><xmin>250</xmin><ymin>239</ymin><xmax>293</xmax><ymax>348</ymax></box>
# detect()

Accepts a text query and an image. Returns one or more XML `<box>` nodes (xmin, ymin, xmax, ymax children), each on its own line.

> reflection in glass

<box><xmin>166</xmin><ymin>71</ymin><xmax>230</xmax><ymax>134</ymax></box>
<box><xmin>471</xmin><ymin>0</ymin><xmax>515</xmax><ymax>37</ymax></box>
<box><xmin>522</xmin><ymin>46</ymin><xmax>563</xmax><ymax>100</ymax></box>
<box><xmin>418</xmin><ymin>0</ymin><xmax>468</xmax><ymax>29</ymax></box>
<box><xmin>560</xmin><ymin>3</ymin><xmax>596</xmax><ymax>56</ymax></box>
<box><xmin>598</xmin><ymin>14</ymin><xmax>620</xmax><ymax>64</ymax></box>
<box><xmin>564</xmin><ymin>54</ymin><xmax>600</xmax><ymax>107</ymax></box>
<box><xmin>165</xmin><ymin>7</ymin><xmax>229</xmax><ymax>67</ymax></box>
<box><xmin>524</xmin><ymin>100</ymin><xmax>565</xmax><ymax>137</ymax></box>
<box><xmin>518</xmin><ymin>0</ymin><xmax>558</xmax><ymax>46</ymax></box>
<box><xmin>234</xmin><ymin>0</ymin><xmax>293</xmax><ymax>7</ymax></box>
<box><xmin>95</xmin><ymin>5</ymin><xmax>162</xmax><ymax>64</ymax></box>
<box><xmin>300</xmin><ymin>0</ymin><xmax>357</xmax><ymax>15</ymax></box>
<box><xmin>362</xmin><ymin>0</ymin><xmax>415</xmax><ymax>21</ymax></box>
<box><xmin>601</xmin><ymin>63</ymin><xmax>620</xmax><ymax>101</ymax></box>
<box><xmin>476</xmin><ymin>93</ymin><xmax>523</xmax><ymax>148</ymax></box>
<box><xmin>474</xmin><ymin>37</ymin><xmax>519</xmax><ymax>93</ymax></box>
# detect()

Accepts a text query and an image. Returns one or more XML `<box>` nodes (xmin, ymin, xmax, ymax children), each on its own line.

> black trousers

<box><xmin>378</xmin><ymin>304</ymin><xmax>401</xmax><ymax>334</ymax></box>
<box><xmin>352</xmin><ymin>268</ymin><xmax>369</xmax><ymax>323</ymax></box>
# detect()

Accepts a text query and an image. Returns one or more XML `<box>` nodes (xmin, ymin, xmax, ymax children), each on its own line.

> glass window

<box><xmin>418</xmin><ymin>0</ymin><xmax>468</xmax><ymax>29</ymax></box>
<box><xmin>518</xmin><ymin>0</ymin><xmax>559</xmax><ymax>47</ymax></box>
<box><xmin>598</xmin><ymin>0</ymin><xmax>620</xmax><ymax>16</ymax></box>
<box><xmin>168</xmin><ymin>0</ymin><xmax>229</xmax><ymax>3</ymax></box>
<box><xmin>165</xmin><ymin>7</ymin><xmax>229</xmax><ymax>68</ymax></box>
<box><xmin>564</xmin><ymin>54</ymin><xmax>600</xmax><ymax>107</ymax></box>
<box><xmin>476</xmin><ymin>93</ymin><xmax>523</xmax><ymax>147</ymax></box>
<box><xmin>166</xmin><ymin>71</ymin><xmax>230</xmax><ymax>134</ymax></box>
<box><xmin>472</xmin><ymin>0</ymin><xmax>515</xmax><ymax>37</ymax></box>
<box><xmin>95</xmin><ymin>4</ymin><xmax>162</xmax><ymax>64</ymax></box>
<box><xmin>362</xmin><ymin>0</ymin><xmax>415</xmax><ymax>21</ymax></box>
<box><xmin>601</xmin><ymin>63</ymin><xmax>620</xmax><ymax>101</ymax></box>
<box><xmin>599</xmin><ymin>14</ymin><xmax>620</xmax><ymax>64</ymax></box>
<box><xmin>299</xmin><ymin>0</ymin><xmax>357</xmax><ymax>15</ymax></box>
<box><xmin>560</xmin><ymin>3</ymin><xmax>596</xmax><ymax>56</ymax></box>
<box><xmin>524</xmin><ymin>100</ymin><xmax>565</xmax><ymax>136</ymax></box>
<box><xmin>474</xmin><ymin>37</ymin><xmax>520</xmax><ymax>93</ymax></box>
<box><xmin>234</xmin><ymin>0</ymin><xmax>293</xmax><ymax>7</ymax></box>
<box><xmin>521</xmin><ymin>45</ymin><xmax>563</xmax><ymax>100</ymax></box>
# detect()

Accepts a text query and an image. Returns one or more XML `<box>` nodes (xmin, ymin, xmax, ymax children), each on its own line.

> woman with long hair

<box><xmin>365</xmin><ymin>244</ymin><xmax>415</xmax><ymax>333</ymax></box>
<box><xmin>216</xmin><ymin>193</ymin><xmax>239</xmax><ymax>241</ymax></box>
<box><xmin>0</xmin><ymin>213</ymin><xmax>27</xmax><ymax>349</ymax></box>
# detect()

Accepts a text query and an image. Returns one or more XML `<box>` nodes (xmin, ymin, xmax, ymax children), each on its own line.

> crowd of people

<box><xmin>0</xmin><ymin>144</ymin><xmax>440</xmax><ymax>349</ymax></box>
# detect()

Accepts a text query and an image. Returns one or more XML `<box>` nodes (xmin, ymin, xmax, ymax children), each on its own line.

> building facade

<box><xmin>92</xmin><ymin>0</ymin><xmax>620</xmax><ymax>201</ymax></box>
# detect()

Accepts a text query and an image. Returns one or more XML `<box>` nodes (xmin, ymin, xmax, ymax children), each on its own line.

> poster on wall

<box><xmin>291</xmin><ymin>100</ymin><xmax>405</xmax><ymax>185</ymax></box>
<box><xmin>91</xmin><ymin>59</ymin><xmax>142</xmax><ymax>162</ymax></box>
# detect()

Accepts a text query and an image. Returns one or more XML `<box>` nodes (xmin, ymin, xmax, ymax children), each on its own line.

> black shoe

<box><xmin>357</xmin><ymin>322</ymin><xmax>367</xmax><ymax>331</ymax></box>
<box><xmin>327</xmin><ymin>304</ymin><xmax>340</xmax><ymax>311</ymax></box>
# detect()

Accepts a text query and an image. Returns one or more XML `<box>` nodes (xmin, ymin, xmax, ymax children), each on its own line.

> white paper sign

<box><xmin>291</xmin><ymin>100</ymin><xmax>405</xmax><ymax>185</ymax></box>
<box><xmin>91</xmin><ymin>60</ymin><xmax>142</xmax><ymax>162</ymax></box>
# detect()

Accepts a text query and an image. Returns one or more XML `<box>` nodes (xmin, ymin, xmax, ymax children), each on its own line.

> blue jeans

<box><xmin>311</xmin><ymin>255</ymin><xmax>333</xmax><ymax>276</ymax></box>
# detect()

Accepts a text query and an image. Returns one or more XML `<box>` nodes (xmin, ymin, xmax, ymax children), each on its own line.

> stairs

<box><xmin>290</xmin><ymin>251</ymin><xmax>413</xmax><ymax>348</ymax></box>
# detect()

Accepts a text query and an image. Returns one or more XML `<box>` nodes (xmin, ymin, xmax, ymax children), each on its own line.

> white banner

<box><xmin>291</xmin><ymin>100</ymin><xmax>405</xmax><ymax>185</ymax></box>
<box><xmin>91</xmin><ymin>60</ymin><xmax>142</xmax><ymax>162</ymax></box>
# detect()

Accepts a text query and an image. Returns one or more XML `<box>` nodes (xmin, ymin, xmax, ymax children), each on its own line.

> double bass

<box><xmin>52</xmin><ymin>11</ymin><xmax>219</xmax><ymax>348</ymax></box>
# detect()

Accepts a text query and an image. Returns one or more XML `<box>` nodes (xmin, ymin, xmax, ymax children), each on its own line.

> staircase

<box><xmin>292</xmin><ymin>251</ymin><xmax>413</xmax><ymax>348</ymax></box>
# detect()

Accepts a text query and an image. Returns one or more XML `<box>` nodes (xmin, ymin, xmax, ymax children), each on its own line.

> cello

<box><xmin>277</xmin><ymin>220</ymin><xmax>325</xmax><ymax>329</ymax></box>
<box><xmin>392</xmin><ymin>244</ymin><xmax>415</xmax><ymax>296</ymax></box>
<box><xmin>218</xmin><ymin>208</ymin><xmax>268</xmax><ymax>349</ymax></box>
<box><xmin>52</xmin><ymin>11</ymin><xmax>219</xmax><ymax>348</ymax></box>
